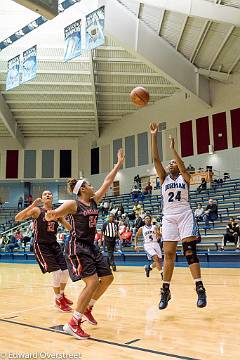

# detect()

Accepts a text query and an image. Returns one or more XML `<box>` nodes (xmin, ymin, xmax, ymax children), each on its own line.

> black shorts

<box><xmin>33</xmin><ymin>240</ymin><xmax>67</xmax><ymax>274</ymax></box>
<box><xmin>65</xmin><ymin>241</ymin><xmax>112</xmax><ymax>282</ymax></box>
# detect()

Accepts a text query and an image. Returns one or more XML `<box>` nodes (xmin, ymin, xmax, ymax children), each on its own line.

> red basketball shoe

<box><xmin>62</xmin><ymin>294</ymin><xmax>73</xmax><ymax>305</ymax></box>
<box><xmin>55</xmin><ymin>296</ymin><xmax>72</xmax><ymax>312</ymax></box>
<box><xmin>63</xmin><ymin>317</ymin><xmax>90</xmax><ymax>340</ymax></box>
<box><xmin>83</xmin><ymin>306</ymin><xmax>97</xmax><ymax>325</ymax></box>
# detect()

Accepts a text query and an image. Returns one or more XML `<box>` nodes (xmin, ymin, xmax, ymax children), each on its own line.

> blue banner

<box><xmin>21</xmin><ymin>45</ymin><xmax>37</xmax><ymax>84</ymax></box>
<box><xmin>6</xmin><ymin>55</ymin><xmax>21</xmax><ymax>91</ymax></box>
<box><xmin>86</xmin><ymin>6</ymin><xmax>105</xmax><ymax>50</ymax></box>
<box><xmin>64</xmin><ymin>19</ymin><xmax>82</xmax><ymax>62</ymax></box>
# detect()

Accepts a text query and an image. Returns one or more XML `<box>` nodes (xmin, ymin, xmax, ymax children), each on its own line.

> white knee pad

<box><xmin>52</xmin><ymin>270</ymin><xmax>61</xmax><ymax>287</ymax></box>
<box><xmin>60</xmin><ymin>269</ymin><xmax>69</xmax><ymax>284</ymax></box>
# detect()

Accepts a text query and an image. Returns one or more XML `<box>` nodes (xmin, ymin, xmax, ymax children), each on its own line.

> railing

<box><xmin>0</xmin><ymin>219</ymin><xmax>32</xmax><ymax>236</ymax></box>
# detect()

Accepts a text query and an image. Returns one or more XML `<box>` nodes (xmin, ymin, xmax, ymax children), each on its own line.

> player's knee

<box><xmin>164</xmin><ymin>250</ymin><xmax>176</xmax><ymax>261</ymax></box>
<box><xmin>183</xmin><ymin>240</ymin><xmax>199</xmax><ymax>265</ymax></box>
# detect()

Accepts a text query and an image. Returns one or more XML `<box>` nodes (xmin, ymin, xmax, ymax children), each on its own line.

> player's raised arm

<box><xmin>169</xmin><ymin>136</ymin><xmax>191</xmax><ymax>184</ymax></box>
<box><xmin>15</xmin><ymin>198</ymin><xmax>41</xmax><ymax>221</ymax></box>
<box><xmin>45</xmin><ymin>200</ymin><xmax>77</xmax><ymax>222</ymax></box>
<box><xmin>150</xmin><ymin>123</ymin><xmax>167</xmax><ymax>185</ymax></box>
<box><xmin>94</xmin><ymin>149</ymin><xmax>125</xmax><ymax>204</ymax></box>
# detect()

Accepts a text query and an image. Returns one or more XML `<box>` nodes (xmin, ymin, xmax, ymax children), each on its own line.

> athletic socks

<box><xmin>194</xmin><ymin>278</ymin><xmax>202</xmax><ymax>284</ymax></box>
<box><xmin>55</xmin><ymin>294</ymin><xmax>62</xmax><ymax>299</ymax></box>
<box><xmin>89</xmin><ymin>299</ymin><xmax>96</xmax><ymax>307</ymax></box>
<box><xmin>73</xmin><ymin>311</ymin><xmax>82</xmax><ymax>321</ymax></box>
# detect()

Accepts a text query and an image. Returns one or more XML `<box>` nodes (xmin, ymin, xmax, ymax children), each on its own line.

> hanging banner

<box><xmin>21</xmin><ymin>45</ymin><xmax>37</xmax><ymax>84</ymax></box>
<box><xmin>6</xmin><ymin>55</ymin><xmax>21</xmax><ymax>91</ymax></box>
<box><xmin>64</xmin><ymin>19</ymin><xmax>82</xmax><ymax>61</ymax></box>
<box><xmin>86</xmin><ymin>6</ymin><xmax>105</xmax><ymax>50</ymax></box>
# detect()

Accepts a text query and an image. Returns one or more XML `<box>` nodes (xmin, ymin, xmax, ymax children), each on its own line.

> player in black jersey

<box><xmin>45</xmin><ymin>149</ymin><xmax>125</xmax><ymax>340</ymax></box>
<box><xmin>15</xmin><ymin>190</ymin><xmax>73</xmax><ymax>312</ymax></box>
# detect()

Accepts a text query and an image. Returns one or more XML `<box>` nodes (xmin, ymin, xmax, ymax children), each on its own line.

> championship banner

<box><xmin>21</xmin><ymin>45</ymin><xmax>37</xmax><ymax>84</ymax></box>
<box><xmin>86</xmin><ymin>6</ymin><xmax>105</xmax><ymax>50</ymax></box>
<box><xmin>64</xmin><ymin>19</ymin><xmax>82</xmax><ymax>62</ymax></box>
<box><xmin>6</xmin><ymin>55</ymin><xmax>21</xmax><ymax>91</ymax></box>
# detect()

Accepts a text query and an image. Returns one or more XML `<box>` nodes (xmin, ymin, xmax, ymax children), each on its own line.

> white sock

<box><xmin>163</xmin><ymin>281</ymin><xmax>170</xmax><ymax>284</ymax></box>
<box><xmin>89</xmin><ymin>299</ymin><xmax>96</xmax><ymax>307</ymax></box>
<box><xmin>73</xmin><ymin>311</ymin><xmax>82</xmax><ymax>320</ymax></box>
<box><xmin>60</xmin><ymin>289</ymin><xmax>64</xmax><ymax>295</ymax></box>
<box><xmin>55</xmin><ymin>294</ymin><xmax>61</xmax><ymax>299</ymax></box>
<box><xmin>194</xmin><ymin>278</ymin><xmax>202</xmax><ymax>283</ymax></box>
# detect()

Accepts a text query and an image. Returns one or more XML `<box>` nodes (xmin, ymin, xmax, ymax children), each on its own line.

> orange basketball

<box><xmin>130</xmin><ymin>87</ymin><xmax>150</xmax><ymax>107</ymax></box>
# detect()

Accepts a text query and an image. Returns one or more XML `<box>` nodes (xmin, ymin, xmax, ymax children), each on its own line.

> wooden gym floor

<box><xmin>0</xmin><ymin>264</ymin><xmax>239</xmax><ymax>360</ymax></box>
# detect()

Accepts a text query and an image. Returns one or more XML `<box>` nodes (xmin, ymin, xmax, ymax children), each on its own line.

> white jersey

<box><xmin>162</xmin><ymin>175</ymin><xmax>191</xmax><ymax>215</ymax></box>
<box><xmin>142</xmin><ymin>225</ymin><xmax>158</xmax><ymax>244</ymax></box>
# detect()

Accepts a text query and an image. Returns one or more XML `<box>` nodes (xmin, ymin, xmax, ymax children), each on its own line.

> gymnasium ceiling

<box><xmin>0</xmin><ymin>0</ymin><xmax>240</xmax><ymax>145</ymax></box>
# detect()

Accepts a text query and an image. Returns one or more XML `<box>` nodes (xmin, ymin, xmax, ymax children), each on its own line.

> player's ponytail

<box><xmin>67</xmin><ymin>178</ymin><xmax>78</xmax><ymax>194</ymax></box>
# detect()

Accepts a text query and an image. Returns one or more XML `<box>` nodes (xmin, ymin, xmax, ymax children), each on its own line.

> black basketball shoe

<box><xmin>159</xmin><ymin>287</ymin><xmax>171</xmax><ymax>310</ymax></box>
<box><xmin>144</xmin><ymin>264</ymin><xmax>152</xmax><ymax>277</ymax></box>
<box><xmin>196</xmin><ymin>282</ymin><xmax>207</xmax><ymax>308</ymax></box>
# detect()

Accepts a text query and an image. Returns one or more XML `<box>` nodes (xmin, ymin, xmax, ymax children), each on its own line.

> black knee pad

<box><xmin>182</xmin><ymin>240</ymin><xmax>199</xmax><ymax>265</ymax></box>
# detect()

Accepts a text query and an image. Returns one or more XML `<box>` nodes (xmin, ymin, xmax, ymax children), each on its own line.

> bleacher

<box><xmin>1</xmin><ymin>178</ymin><xmax>240</xmax><ymax>265</ymax></box>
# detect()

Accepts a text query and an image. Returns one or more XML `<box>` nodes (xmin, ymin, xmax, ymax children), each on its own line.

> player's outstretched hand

<box><xmin>169</xmin><ymin>135</ymin><xmax>175</xmax><ymax>149</ymax></box>
<box><xmin>117</xmin><ymin>148</ymin><xmax>125</xmax><ymax>165</ymax></box>
<box><xmin>31</xmin><ymin>198</ymin><xmax>42</xmax><ymax>207</ymax></box>
<box><xmin>150</xmin><ymin>122</ymin><xmax>158</xmax><ymax>135</ymax></box>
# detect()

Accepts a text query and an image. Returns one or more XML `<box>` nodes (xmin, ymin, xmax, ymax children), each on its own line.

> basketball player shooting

<box><xmin>150</xmin><ymin>123</ymin><xmax>207</xmax><ymax>310</ymax></box>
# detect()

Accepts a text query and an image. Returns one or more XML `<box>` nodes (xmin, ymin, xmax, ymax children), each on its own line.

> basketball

<box><xmin>130</xmin><ymin>86</ymin><xmax>150</xmax><ymax>107</ymax></box>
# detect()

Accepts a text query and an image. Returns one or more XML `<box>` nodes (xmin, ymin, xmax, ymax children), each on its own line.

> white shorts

<box><xmin>144</xmin><ymin>242</ymin><xmax>162</xmax><ymax>260</ymax></box>
<box><xmin>162</xmin><ymin>209</ymin><xmax>198</xmax><ymax>242</ymax></box>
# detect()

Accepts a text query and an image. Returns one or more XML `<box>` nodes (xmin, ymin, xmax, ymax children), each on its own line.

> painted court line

<box><xmin>0</xmin><ymin>318</ymin><xmax>199</xmax><ymax>360</ymax></box>
<box><xmin>124</xmin><ymin>338</ymin><xmax>141</xmax><ymax>345</ymax></box>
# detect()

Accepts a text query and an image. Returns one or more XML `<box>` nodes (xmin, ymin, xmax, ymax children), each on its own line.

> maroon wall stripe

<box><xmin>180</xmin><ymin>120</ymin><xmax>194</xmax><ymax>157</ymax></box>
<box><xmin>6</xmin><ymin>150</ymin><xmax>18</xmax><ymax>178</ymax></box>
<box><xmin>196</xmin><ymin>116</ymin><xmax>210</xmax><ymax>154</ymax></box>
<box><xmin>231</xmin><ymin>108</ymin><xmax>240</xmax><ymax>148</ymax></box>
<box><xmin>212</xmin><ymin>112</ymin><xmax>228</xmax><ymax>151</ymax></box>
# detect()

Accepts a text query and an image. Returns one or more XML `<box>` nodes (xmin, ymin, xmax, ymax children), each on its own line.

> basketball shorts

<box><xmin>33</xmin><ymin>240</ymin><xmax>67</xmax><ymax>274</ymax></box>
<box><xmin>144</xmin><ymin>242</ymin><xmax>162</xmax><ymax>260</ymax></box>
<box><xmin>65</xmin><ymin>241</ymin><xmax>112</xmax><ymax>282</ymax></box>
<box><xmin>162</xmin><ymin>209</ymin><xmax>198</xmax><ymax>242</ymax></box>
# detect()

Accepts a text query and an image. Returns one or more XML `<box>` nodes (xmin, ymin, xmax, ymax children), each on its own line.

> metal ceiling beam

<box><xmin>93</xmin><ymin>57</ymin><xmax>143</xmax><ymax>63</ymax></box>
<box><xmin>2</xmin><ymin>91</ymin><xmax>93</xmax><ymax>95</ymax></box>
<box><xmin>0</xmin><ymin>69</ymin><xmax>91</xmax><ymax>75</ymax></box>
<box><xmin>89</xmin><ymin>50</ymin><xmax>99</xmax><ymax>138</ymax></box>
<box><xmin>101</xmin><ymin>0</ymin><xmax>210</xmax><ymax>106</ymax></box>
<box><xmin>12</xmin><ymin>109</ymin><xmax>94</xmax><ymax>113</ymax></box>
<box><xmin>15</xmin><ymin>115</ymin><xmax>96</xmax><ymax>119</ymax></box>
<box><xmin>158</xmin><ymin>9</ymin><xmax>165</xmax><ymax>36</ymax></box>
<box><xmin>95</xmin><ymin>83</ymin><xmax>176</xmax><ymax>88</ymax></box>
<box><xmin>0</xmin><ymin>92</ymin><xmax>24</xmax><ymax>147</ymax></box>
<box><xmin>6</xmin><ymin>100</ymin><xmax>94</xmax><ymax>104</ymax></box>
<box><xmin>0</xmin><ymin>81</ymin><xmax>92</xmax><ymax>86</ymax></box>
<box><xmin>176</xmin><ymin>16</ymin><xmax>188</xmax><ymax>51</ymax></box>
<box><xmin>190</xmin><ymin>20</ymin><xmax>212</xmax><ymax>63</ymax></box>
<box><xmin>198</xmin><ymin>68</ymin><xmax>229</xmax><ymax>81</ymax></box>
<box><xmin>208</xmin><ymin>25</ymin><xmax>235</xmax><ymax>70</ymax></box>
<box><xmin>137</xmin><ymin>0</ymin><xmax>240</xmax><ymax>26</ymax></box>
<box><xmin>228</xmin><ymin>54</ymin><xmax>240</xmax><ymax>75</ymax></box>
